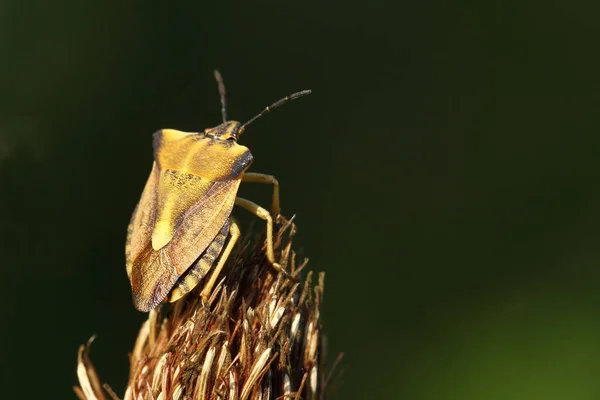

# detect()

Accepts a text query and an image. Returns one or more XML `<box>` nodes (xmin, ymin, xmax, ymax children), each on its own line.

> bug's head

<box><xmin>208</xmin><ymin>70</ymin><xmax>311</xmax><ymax>142</ymax></box>
<box><xmin>204</xmin><ymin>121</ymin><xmax>243</xmax><ymax>141</ymax></box>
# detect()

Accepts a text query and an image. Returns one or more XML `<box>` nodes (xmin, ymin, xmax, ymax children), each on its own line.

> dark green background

<box><xmin>1</xmin><ymin>1</ymin><xmax>600</xmax><ymax>399</ymax></box>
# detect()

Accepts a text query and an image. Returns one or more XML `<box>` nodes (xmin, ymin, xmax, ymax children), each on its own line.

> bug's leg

<box><xmin>234</xmin><ymin>197</ymin><xmax>288</xmax><ymax>276</ymax></box>
<box><xmin>200</xmin><ymin>218</ymin><xmax>241</xmax><ymax>302</ymax></box>
<box><xmin>241</xmin><ymin>172</ymin><xmax>280</xmax><ymax>216</ymax></box>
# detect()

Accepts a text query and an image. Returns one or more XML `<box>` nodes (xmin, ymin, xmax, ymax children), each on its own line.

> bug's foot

<box><xmin>271</xmin><ymin>262</ymin><xmax>295</xmax><ymax>281</ymax></box>
<box><xmin>275</xmin><ymin>213</ymin><xmax>285</xmax><ymax>223</ymax></box>
<box><xmin>199</xmin><ymin>293</ymin><xmax>212</xmax><ymax>313</ymax></box>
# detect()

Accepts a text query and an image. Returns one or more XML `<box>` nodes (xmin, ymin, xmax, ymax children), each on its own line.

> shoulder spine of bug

<box><xmin>125</xmin><ymin>70</ymin><xmax>311</xmax><ymax>312</ymax></box>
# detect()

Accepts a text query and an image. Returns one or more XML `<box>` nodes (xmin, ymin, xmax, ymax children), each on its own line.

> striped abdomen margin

<box><xmin>168</xmin><ymin>219</ymin><xmax>231</xmax><ymax>302</ymax></box>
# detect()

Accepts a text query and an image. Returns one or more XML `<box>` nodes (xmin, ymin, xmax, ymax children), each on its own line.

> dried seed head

<box><xmin>75</xmin><ymin>216</ymin><xmax>333</xmax><ymax>400</ymax></box>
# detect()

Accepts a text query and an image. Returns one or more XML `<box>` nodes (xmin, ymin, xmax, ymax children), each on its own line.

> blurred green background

<box><xmin>1</xmin><ymin>1</ymin><xmax>600</xmax><ymax>399</ymax></box>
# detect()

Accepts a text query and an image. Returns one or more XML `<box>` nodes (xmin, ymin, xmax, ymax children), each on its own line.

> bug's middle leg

<box><xmin>241</xmin><ymin>172</ymin><xmax>280</xmax><ymax>216</ymax></box>
<box><xmin>234</xmin><ymin>197</ymin><xmax>288</xmax><ymax>276</ymax></box>
<box><xmin>200</xmin><ymin>218</ymin><xmax>241</xmax><ymax>302</ymax></box>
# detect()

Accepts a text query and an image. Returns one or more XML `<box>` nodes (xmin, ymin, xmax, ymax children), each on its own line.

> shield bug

<box><xmin>125</xmin><ymin>70</ymin><xmax>311</xmax><ymax>312</ymax></box>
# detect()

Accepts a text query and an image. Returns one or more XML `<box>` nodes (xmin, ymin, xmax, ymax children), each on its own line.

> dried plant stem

<box><xmin>75</xmin><ymin>216</ymin><xmax>332</xmax><ymax>400</ymax></box>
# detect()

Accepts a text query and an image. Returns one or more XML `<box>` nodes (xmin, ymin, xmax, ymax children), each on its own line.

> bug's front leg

<box><xmin>234</xmin><ymin>197</ymin><xmax>289</xmax><ymax>277</ymax></box>
<box><xmin>241</xmin><ymin>172</ymin><xmax>280</xmax><ymax>216</ymax></box>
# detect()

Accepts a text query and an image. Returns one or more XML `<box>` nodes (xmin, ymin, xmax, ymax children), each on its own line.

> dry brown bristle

<box><xmin>75</xmin><ymin>216</ymin><xmax>334</xmax><ymax>400</ymax></box>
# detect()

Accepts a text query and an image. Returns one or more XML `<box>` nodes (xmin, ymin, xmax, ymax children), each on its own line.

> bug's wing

<box><xmin>127</xmin><ymin>170</ymin><xmax>240</xmax><ymax>312</ymax></box>
<box><xmin>127</xmin><ymin>242</ymin><xmax>180</xmax><ymax>312</ymax></box>
<box><xmin>158</xmin><ymin>171</ymin><xmax>240</xmax><ymax>274</ymax></box>
<box><xmin>126</xmin><ymin>162</ymin><xmax>159</xmax><ymax>279</ymax></box>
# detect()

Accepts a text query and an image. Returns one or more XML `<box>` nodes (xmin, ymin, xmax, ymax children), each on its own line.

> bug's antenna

<box><xmin>238</xmin><ymin>89</ymin><xmax>312</xmax><ymax>134</ymax></box>
<box><xmin>213</xmin><ymin>70</ymin><xmax>228</xmax><ymax>123</ymax></box>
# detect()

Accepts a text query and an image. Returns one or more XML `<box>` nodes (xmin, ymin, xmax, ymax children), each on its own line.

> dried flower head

<box><xmin>75</xmin><ymin>216</ymin><xmax>334</xmax><ymax>400</ymax></box>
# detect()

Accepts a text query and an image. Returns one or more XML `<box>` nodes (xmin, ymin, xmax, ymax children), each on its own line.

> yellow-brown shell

<box><xmin>125</xmin><ymin>127</ymin><xmax>253</xmax><ymax>312</ymax></box>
